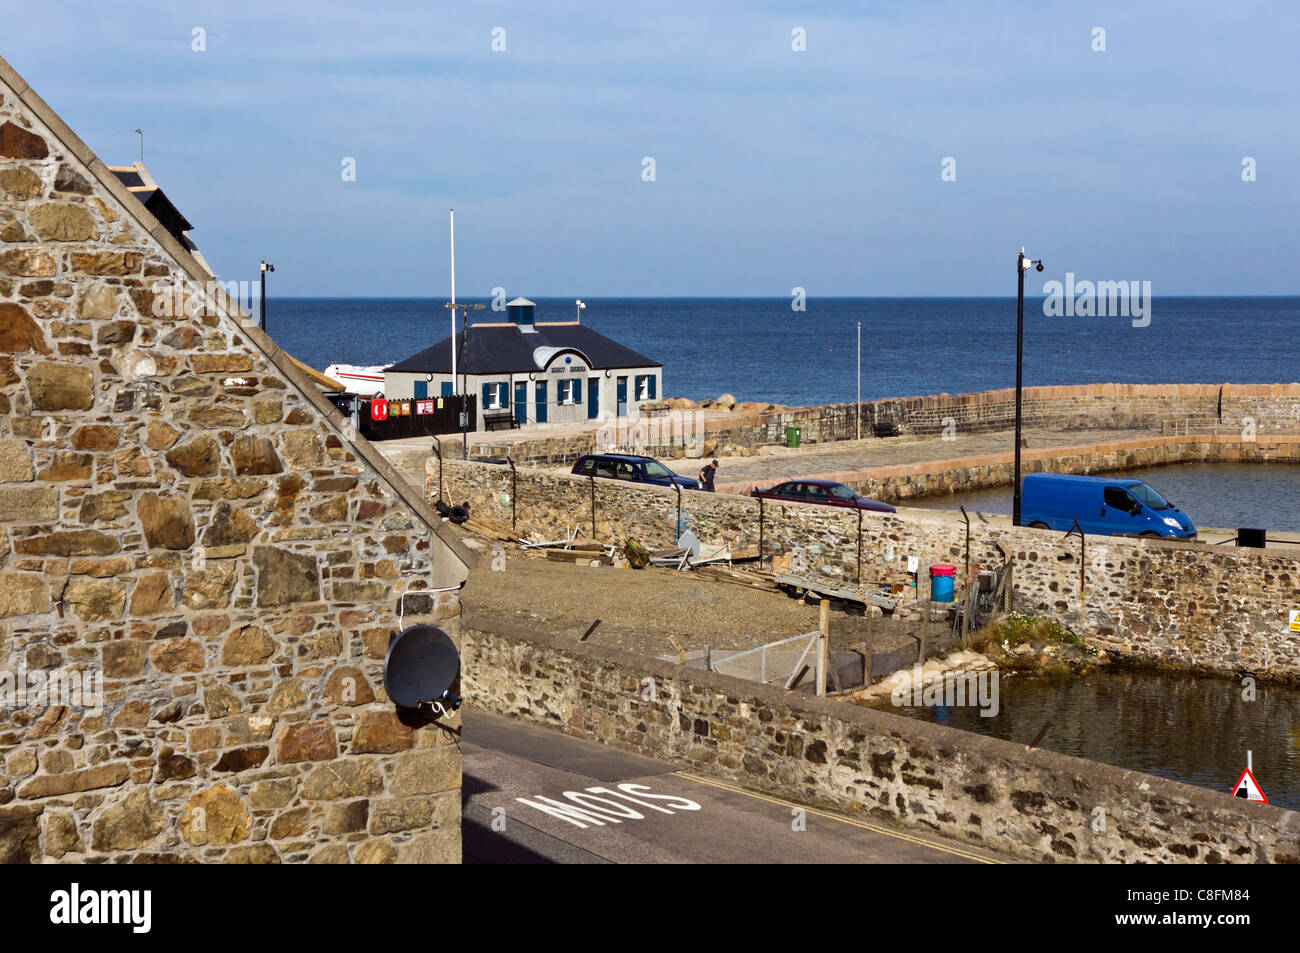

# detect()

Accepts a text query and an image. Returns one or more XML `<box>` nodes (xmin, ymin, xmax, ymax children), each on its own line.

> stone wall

<box><xmin>442</xmin><ymin>382</ymin><xmax>1300</xmax><ymax>467</ymax></box>
<box><xmin>813</xmin><ymin>434</ymin><xmax>1300</xmax><ymax>503</ymax></box>
<box><xmin>440</xmin><ymin>457</ymin><xmax>1300</xmax><ymax>679</ymax></box>
<box><xmin>465</xmin><ymin>408</ymin><xmax>767</xmax><ymax>466</ymax></box>
<box><xmin>462</xmin><ymin>618</ymin><xmax>1300</xmax><ymax>864</ymax></box>
<box><xmin>765</xmin><ymin>383</ymin><xmax>1300</xmax><ymax>444</ymax></box>
<box><xmin>0</xmin><ymin>59</ymin><xmax>470</xmax><ymax>863</ymax></box>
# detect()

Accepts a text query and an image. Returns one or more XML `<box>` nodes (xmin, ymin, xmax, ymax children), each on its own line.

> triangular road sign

<box><xmin>1229</xmin><ymin>767</ymin><xmax>1267</xmax><ymax>803</ymax></box>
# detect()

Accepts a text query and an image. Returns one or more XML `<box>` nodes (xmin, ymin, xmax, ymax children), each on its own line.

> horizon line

<box><xmin>259</xmin><ymin>293</ymin><xmax>1300</xmax><ymax>301</ymax></box>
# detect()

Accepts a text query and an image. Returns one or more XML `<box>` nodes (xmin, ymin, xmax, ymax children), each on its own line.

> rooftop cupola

<box><xmin>506</xmin><ymin>297</ymin><xmax>536</xmax><ymax>327</ymax></box>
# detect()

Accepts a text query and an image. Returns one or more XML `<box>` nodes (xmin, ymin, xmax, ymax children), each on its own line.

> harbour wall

<box><xmin>768</xmin><ymin>433</ymin><xmax>1300</xmax><ymax>503</ymax></box>
<box><xmin>440</xmin><ymin>454</ymin><xmax>1300</xmax><ymax>680</ymax></box>
<box><xmin>462</xmin><ymin>617</ymin><xmax>1300</xmax><ymax>864</ymax></box>
<box><xmin>764</xmin><ymin>382</ymin><xmax>1300</xmax><ymax>444</ymax></box>
<box><xmin>459</xmin><ymin>382</ymin><xmax>1300</xmax><ymax>466</ymax></box>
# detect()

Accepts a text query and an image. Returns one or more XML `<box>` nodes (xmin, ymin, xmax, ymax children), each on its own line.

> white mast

<box><xmin>449</xmin><ymin>208</ymin><xmax>457</xmax><ymax>387</ymax></box>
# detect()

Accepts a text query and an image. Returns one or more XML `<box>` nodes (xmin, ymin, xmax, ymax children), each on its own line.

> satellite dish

<box><xmin>383</xmin><ymin>624</ymin><xmax>462</xmax><ymax>715</ymax></box>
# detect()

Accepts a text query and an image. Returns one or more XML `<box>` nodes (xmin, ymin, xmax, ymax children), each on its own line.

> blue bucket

<box><xmin>929</xmin><ymin>564</ymin><xmax>956</xmax><ymax>602</ymax></box>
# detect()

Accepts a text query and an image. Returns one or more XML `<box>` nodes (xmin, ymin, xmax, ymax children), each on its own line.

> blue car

<box><xmin>1020</xmin><ymin>473</ymin><xmax>1197</xmax><ymax>540</ymax></box>
<box><xmin>571</xmin><ymin>453</ymin><xmax>702</xmax><ymax>490</ymax></box>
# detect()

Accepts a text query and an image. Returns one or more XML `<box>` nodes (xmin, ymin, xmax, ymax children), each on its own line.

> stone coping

<box><xmin>0</xmin><ymin>52</ymin><xmax>476</xmax><ymax>577</ymax></box>
<box><xmin>462</xmin><ymin>613</ymin><xmax>1300</xmax><ymax>833</ymax></box>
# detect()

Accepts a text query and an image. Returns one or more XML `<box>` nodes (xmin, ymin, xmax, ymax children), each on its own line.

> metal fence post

<box><xmin>507</xmin><ymin>458</ymin><xmax>517</xmax><ymax>532</ymax></box>
<box><xmin>856</xmin><ymin>507</ymin><xmax>863</xmax><ymax>584</ymax></box>
<box><xmin>430</xmin><ymin>435</ymin><xmax>444</xmax><ymax>502</ymax></box>
<box><xmin>817</xmin><ymin>599</ymin><xmax>830</xmax><ymax>697</ymax></box>
<box><xmin>673</xmin><ymin>482</ymin><xmax>683</xmax><ymax>543</ymax></box>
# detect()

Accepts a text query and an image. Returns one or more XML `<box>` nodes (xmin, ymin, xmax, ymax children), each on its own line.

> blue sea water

<box><xmin>264</xmin><ymin>296</ymin><xmax>1298</xmax><ymax>407</ymax></box>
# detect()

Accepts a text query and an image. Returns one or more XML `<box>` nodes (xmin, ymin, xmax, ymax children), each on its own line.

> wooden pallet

<box><xmin>546</xmin><ymin>549</ymin><xmax>614</xmax><ymax>566</ymax></box>
<box><xmin>692</xmin><ymin>565</ymin><xmax>780</xmax><ymax>591</ymax></box>
<box><xmin>772</xmin><ymin>570</ymin><xmax>900</xmax><ymax>610</ymax></box>
<box><xmin>461</xmin><ymin>516</ymin><xmax>516</xmax><ymax>541</ymax></box>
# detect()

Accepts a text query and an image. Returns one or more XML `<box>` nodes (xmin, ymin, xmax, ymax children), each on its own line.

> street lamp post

<box><xmin>443</xmin><ymin>301</ymin><xmax>486</xmax><ymax>458</ymax></box>
<box><xmin>1013</xmin><ymin>248</ymin><xmax>1043</xmax><ymax>527</ymax></box>
<box><xmin>576</xmin><ymin>299</ymin><xmax>586</xmax><ymax>322</ymax></box>
<box><xmin>259</xmin><ymin>260</ymin><xmax>275</xmax><ymax>331</ymax></box>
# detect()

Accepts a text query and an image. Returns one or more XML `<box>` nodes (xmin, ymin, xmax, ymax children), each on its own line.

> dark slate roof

<box><xmin>111</xmin><ymin>168</ymin><xmax>145</xmax><ymax>188</ymax></box>
<box><xmin>108</xmin><ymin>167</ymin><xmax>194</xmax><ymax>247</ymax></box>
<box><xmin>386</xmin><ymin>322</ymin><xmax>661</xmax><ymax>374</ymax></box>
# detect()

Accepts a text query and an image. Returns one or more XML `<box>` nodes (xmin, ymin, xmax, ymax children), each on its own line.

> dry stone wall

<box><xmin>463</xmin><ymin>618</ymin><xmax>1300</xmax><ymax>864</ymax></box>
<box><xmin>0</xmin><ymin>66</ymin><xmax>467</xmax><ymax>863</ymax></box>
<box><xmin>442</xmin><ymin>458</ymin><xmax>1300</xmax><ymax>680</ymax></box>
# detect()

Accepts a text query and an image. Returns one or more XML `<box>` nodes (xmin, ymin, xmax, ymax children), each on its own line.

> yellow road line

<box><xmin>672</xmin><ymin>770</ymin><xmax>1004</xmax><ymax>864</ymax></box>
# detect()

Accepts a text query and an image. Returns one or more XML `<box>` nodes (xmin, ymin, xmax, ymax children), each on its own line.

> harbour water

<box><xmin>896</xmin><ymin>670</ymin><xmax>1300</xmax><ymax>812</ymax></box>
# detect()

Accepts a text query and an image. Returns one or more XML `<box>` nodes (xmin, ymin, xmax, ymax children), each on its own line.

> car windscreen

<box><xmin>828</xmin><ymin>485</ymin><xmax>856</xmax><ymax>501</ymax></box>
<box><xmin>1128</xmin><ymin>482</ymin><xmax>1172</xmax><ymax>510</ymax></box>
<box><xmin>642</xmin><ymin>461</ymin><xmax>674</xmax><ymax>479</ymax></box>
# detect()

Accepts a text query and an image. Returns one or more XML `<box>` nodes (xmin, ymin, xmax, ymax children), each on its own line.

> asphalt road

<box><xmin>462</xmin><ymin>709</ymin><xmax>1006</xmax><ymax>864</ymax></box>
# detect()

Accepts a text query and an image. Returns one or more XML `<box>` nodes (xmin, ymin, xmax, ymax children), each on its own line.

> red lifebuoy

<box><xmin>371</xmin><ymin>397</ymin><xmax>389</xmax><ymax>422</ymax></box>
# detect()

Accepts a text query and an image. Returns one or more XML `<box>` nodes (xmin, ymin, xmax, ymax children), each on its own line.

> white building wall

<box><xmin>383</xmin><ymin>366</ymin><xmax>662</xmax><ymax>431</ymax></box>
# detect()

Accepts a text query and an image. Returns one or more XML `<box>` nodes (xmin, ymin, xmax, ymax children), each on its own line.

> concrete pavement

<box><xmin>462</xmin><ymin>708</ymin><xmax>1007</xmax><ymax>864</ymax></box>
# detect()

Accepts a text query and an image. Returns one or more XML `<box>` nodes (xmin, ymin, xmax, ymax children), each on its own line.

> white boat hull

<box><xmin>324</xmin><ymin>363</ymin><xmax>389</xmax><ymax>397</ymax></box>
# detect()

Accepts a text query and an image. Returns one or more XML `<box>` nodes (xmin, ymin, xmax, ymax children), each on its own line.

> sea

<box><xmin>265</xmin><ymin>296</ymin><xmax>1300</xmax><ymax>408</ymax></box>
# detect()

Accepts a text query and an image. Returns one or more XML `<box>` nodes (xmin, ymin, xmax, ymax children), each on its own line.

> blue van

<box><xmin>1020</xmin><ymin>474</ymin><xmax>1197</xmax><ymax>540</ymax></box>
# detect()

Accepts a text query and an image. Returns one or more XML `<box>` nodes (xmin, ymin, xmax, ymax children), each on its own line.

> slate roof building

<box><xmin>107</xmin><ymin>162</ymin><xmax>213</xmax><ymax>276</ymax></box>
<box><xmin>384</xmin><ymin>298</ymin><xmax>663</xmax><ymax>430</ymax></box>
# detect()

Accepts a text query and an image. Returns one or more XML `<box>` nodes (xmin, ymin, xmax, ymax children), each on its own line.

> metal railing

<box><xmin>709</xmin><ymin>630</ymin><xmax>822</xmax><ymax>688</ymax></box>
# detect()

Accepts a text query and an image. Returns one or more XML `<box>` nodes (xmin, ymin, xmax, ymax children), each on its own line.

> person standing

<box><xmin>699</xmin><ymin>459</ymin><xmax>719</xmax><ymax>492</ymax></box>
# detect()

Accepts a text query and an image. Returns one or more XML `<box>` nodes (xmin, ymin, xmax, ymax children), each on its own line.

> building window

<box><xmin>481</xmin><ymin>381</ymin><xmax>508</xmax><ymax>410</ymax></box>
<box><xmin>635</xmin><ymin>374</ymin><xmax>657</xmax><ymax>400</ymax></box>
<box><xmin>558</xmin><ymin>379</ymin><xmax>583</xmax><ymax>405</ymax></box>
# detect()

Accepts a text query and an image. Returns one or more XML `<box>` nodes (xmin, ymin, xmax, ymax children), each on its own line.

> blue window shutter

<box><xmin>574</xmin><ymin>380</ymin><xmax>582</xmax><ymax>403</ymax></box>
<box><xmin>648</xmin><ymin>375</ymin><xmax>657</xmax><ymax>399</ymax></box>
<box><xmin>482</xmin><ymin>383</ymin><xmax>491</xmax><ymax>408</ymax></box>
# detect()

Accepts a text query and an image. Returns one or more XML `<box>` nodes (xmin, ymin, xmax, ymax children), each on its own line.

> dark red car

<box><xmin>749</xmin><ymin>478</ymin><xmax>896</xmax><ymax>513</ymax></box>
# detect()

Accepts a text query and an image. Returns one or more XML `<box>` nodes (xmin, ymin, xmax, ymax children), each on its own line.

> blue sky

<box><xmin>5</xmin><ymin>1</ymin><xmax>1297</xmax><ymax>296</ymax></box>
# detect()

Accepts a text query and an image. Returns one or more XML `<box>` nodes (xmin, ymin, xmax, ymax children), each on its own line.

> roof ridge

<box><xmin>0</xmin><ymin>51</ymin><xmax>475</xmax><ymax>572</ymax></box>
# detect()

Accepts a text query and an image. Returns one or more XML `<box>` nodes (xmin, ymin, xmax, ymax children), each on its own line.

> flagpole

<box><xmin>449</xmin><ymin>209</ymin><xmax>457</xmax><ymax>388</ymax></box>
